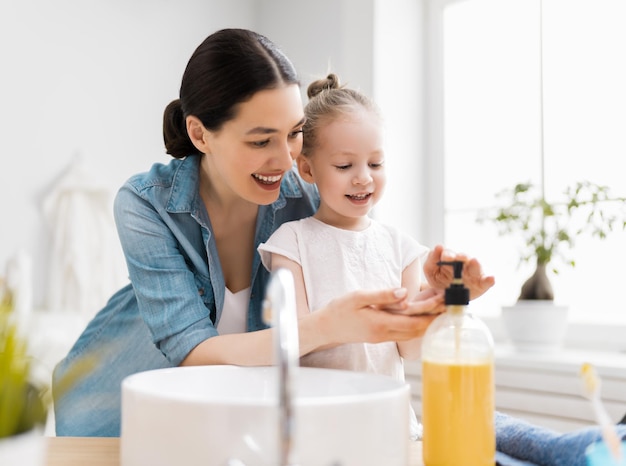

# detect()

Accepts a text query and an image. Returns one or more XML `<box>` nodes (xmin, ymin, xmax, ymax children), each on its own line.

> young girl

<box><xmin>258</xmin><ymin>74</ymin><xmax>447</xmax><ymax>440</ymax></box>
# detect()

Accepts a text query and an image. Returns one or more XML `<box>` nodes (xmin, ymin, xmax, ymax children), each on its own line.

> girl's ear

<box><xmin>296</xmin><ymin>154</ymin><xmax>315</xmax><ymax>184</ymax></box>
<box><xmin>186</xmin><ymin>116</ymin><xmax>211</xmax><ymax>154</ymax></box>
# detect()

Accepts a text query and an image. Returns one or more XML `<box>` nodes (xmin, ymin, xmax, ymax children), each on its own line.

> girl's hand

<box><xmin>424</xmin><ymin>245</ymin><xmax>495</xmax><ymax>300</ymax></box>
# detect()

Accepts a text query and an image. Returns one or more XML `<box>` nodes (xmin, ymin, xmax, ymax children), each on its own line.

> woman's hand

<box><xmin>301</xmin><ymin>288</ymin><xmax>444</xmax><ymax>354</ymax></box>
<box><xmin>424</xmin><ymin>245</ymin><xmax>495</xmax><ymax>300</ymax></box>
<box><xmin>386</xmin><ymin>287</ymin><xmax>446</xmax><ymax>316</ymax></box>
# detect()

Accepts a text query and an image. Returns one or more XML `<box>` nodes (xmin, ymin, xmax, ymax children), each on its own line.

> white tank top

<box><xmin>216</xmin><ymin>287</ymin><xmax>250</xmax><ymax>334</ymax></box>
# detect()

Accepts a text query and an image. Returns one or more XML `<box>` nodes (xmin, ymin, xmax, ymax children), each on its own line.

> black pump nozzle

<box><xmin>437</xmin><ymin>260</ymin><xmax>469</xmax><ymax>305</ymax></box>
<box><xmin>438</xmin><ymin>260</ymin><xmax>464</xmax><ymax>280</ymax></box>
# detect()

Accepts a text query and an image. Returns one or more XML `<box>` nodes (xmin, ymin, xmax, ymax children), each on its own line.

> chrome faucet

<box><xmin>263</xmin><ymin>268</ymin><xmax>300</xmax><ymax>466</ymax></box>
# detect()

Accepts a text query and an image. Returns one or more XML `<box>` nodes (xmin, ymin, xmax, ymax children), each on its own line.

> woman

<box><xmin>52</xmin><ymin>28</ymin><xmax>494</xmax><ymax>437</ymax></box>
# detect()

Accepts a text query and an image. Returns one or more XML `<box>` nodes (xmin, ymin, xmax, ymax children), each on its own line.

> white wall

<box><xmin>256</xmin><ymin>0</ymin><xmax>375</xmax><ymax>97</ymax></box>
<box><xmin>0</xmin><ymin>0</ymin><xmax>258</xmax><ymax>311</ymax></box>
<box><xmin>1</xmin><ymin>0</ymin><xmax>415</xmax><ymax>313</ymax></box>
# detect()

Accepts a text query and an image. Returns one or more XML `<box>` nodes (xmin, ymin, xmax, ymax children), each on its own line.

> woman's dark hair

<box><xmin>163</xmin><ymin>28</ymin><xmax>299</xmax><ymax>158</ymax></box>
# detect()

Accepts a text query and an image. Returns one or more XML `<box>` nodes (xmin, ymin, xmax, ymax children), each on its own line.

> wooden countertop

<box><xmin>45</xmin><ymin>437</ymin><xmax>424</xmax><ymax>465</ymax></box>
<box><xmin>46</xmin><ymin>437</ymin><xmax>120</xmax><ymax>466</ymax></box>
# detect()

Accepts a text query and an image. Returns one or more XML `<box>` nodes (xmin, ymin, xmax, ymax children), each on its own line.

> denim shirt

<box><xmin>53</xmin><ymin>155</ymin><xmax>319</xmax><ymax>437</ymax></box>
<box><xmin>115</xmin><ymin>154</ymin><xmax>318</xmax><ymax>364</ymax></box>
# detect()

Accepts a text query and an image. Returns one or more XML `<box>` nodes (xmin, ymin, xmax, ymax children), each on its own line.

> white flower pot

<box><xmin>501</xmin><ymin>301</ymin><xmax>569</xmax><ymax>353</ymax></box>
<box><xmin>0</xmin><ymin>429</ymin><xmax>46</xmax><ymax>466</ymax></box>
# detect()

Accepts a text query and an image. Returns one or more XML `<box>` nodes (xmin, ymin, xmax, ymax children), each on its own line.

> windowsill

<box><xmin>483</xmin><ymin>315</ymin><xmax>626</xmax><ymax>355</ymax></box>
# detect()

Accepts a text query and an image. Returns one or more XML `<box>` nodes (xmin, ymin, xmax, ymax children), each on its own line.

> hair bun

<box><xmin>307</xmin><ymin>73</ymin><xmax>341</xmax><ymax>99</ymax></box>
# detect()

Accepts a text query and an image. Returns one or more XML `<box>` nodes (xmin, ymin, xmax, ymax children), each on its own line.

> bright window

<box><xmin>430</xmin><ymin>0</ymin><xmax>626</xmax><ymax>324</ymax></box>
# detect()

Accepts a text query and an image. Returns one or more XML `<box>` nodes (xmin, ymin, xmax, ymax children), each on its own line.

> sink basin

<box><xmin>121</xmin><ymin>365</ymin><xmax>410</xmax><ymax>466</ymax></box>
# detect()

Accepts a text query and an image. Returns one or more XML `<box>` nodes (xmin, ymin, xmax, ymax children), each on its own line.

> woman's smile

<box><xmin>252</xmin><ymin>172</ymin><xmax>283</xmax><ymax>190</ymax></box>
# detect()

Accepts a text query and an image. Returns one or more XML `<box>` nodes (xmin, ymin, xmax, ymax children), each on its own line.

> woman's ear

<box><xmin>296</xmin><ymin>154</ymin><xmax>315</xmax><ymax>184</ymax></box>
<box><xmin>186</xmin><ymin>116</ymin><xmax>211</xmax><ymax>154</ymax></box>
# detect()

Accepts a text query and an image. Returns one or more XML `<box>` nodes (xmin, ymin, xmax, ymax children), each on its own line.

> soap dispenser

<box><xmin>421</xmin><ymin>261</ymin><xmax>495</xmax><ymax>466</ymax></box>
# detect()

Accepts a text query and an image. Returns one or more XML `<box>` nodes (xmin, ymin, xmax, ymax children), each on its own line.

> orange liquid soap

<box><xmin>422</xmin><ymin>360</ymin><xmax>495</xmax><ymax>465</ymax></box>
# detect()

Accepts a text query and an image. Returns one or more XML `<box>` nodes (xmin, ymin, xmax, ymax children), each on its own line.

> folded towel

<box><xmin>496</xmin><ymin>451</ymin><xmax>536</xmax><ymax>466</ymax></box>
<box><xmin>495</xmin><ymin>411</ymin><xmax>626</xmax><ymax>466</ymax></box>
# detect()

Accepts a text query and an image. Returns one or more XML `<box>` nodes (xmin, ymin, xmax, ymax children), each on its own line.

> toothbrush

<box><xmin>580</xmin><ymin>362</ymin><xmax>623</xmax><ymax>462</ymax></box>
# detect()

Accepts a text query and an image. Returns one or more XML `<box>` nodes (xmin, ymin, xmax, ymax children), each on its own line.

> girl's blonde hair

<box><xmin>301</xmin><ymin>73</ymin><xmax>380</xmax><ymax>157</ymax></box>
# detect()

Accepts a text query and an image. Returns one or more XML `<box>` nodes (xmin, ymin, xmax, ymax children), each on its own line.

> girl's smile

<box><xmin>346</xmin><ymin>192</ymin><xmax>374</xmax><ymax>204</ymax></box>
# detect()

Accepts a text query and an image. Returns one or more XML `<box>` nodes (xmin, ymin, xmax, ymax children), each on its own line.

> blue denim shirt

<box><xmin>53</xmin><ymin>155</ymin><xmax>319</xmax><ymax>437</ymax></box>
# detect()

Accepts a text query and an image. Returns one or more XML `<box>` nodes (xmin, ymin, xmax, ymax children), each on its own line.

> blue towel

<box><xmin>495</xmin><ymin>411</ymin><xmax>626</xmax><ymax>466</ymax></box>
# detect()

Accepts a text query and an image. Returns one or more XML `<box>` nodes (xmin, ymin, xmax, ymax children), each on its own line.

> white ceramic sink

<box><xmin>121</xmin><ymin>365</ymin><xmax>410</xmax><ymax>466</ymax></box>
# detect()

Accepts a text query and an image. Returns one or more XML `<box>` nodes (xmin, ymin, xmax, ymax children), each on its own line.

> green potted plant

<box><xmin>479</xmin><ymin>180</ymin><xmax>626</xmax><ymax>351</ymax></box>
<box><xmin>0</xmin><ymin>278</ymin><xmax>94</xmax><ymax>464</ymax></box>
<box><xmin>0</xmin><ymin>281</ymin><xmax>47</xmax><ymax>465</ymax></box>
<box><xmin>0</xmin><ymin>276</ymin><xmax>98</xmax><ymax>466</ymax></box>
